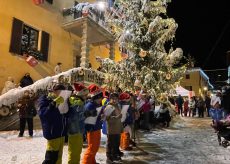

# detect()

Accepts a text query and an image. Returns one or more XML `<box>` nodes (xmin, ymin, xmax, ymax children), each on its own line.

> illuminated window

<box><xmin>21</xmin><ymin>25</ymin><xmax>39</xmax><ymax>55</ymax></box>
<box><xmin>9</xmin><ymin>17</ymin><xmax>50</xmax><ymax>61</ymax></box>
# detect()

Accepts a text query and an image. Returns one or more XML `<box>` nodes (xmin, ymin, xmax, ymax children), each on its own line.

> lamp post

<box><xmin>203</xmin><ymin>86</ymin><xmax>208</xmax><ymax>91</ymax></box>
<box><xmin>203</xmin><ymin>86</ymin><xmax>208</xmax><ymax>96</ymax></box>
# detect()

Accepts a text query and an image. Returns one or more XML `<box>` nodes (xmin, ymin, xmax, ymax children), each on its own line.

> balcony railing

<box><xmin>62</xmin><ymin>3</ymin><xmax>114</xmax><ymax>46</ymax></box>
<box><xmin>62</xmin><ymin>2</ymin><xmax>111</xmax><ymax>33</ymax></box>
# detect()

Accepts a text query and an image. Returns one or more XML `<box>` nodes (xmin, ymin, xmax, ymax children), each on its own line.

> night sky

<box><xmin>167</xmin><ymin>0</ymin><xmax>230</xmax><ymax>70</ymax></box>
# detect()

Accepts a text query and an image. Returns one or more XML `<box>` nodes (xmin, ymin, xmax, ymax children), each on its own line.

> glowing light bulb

<box><xmin>97</xmin><ymin>2</ymin><xmax>106</xmax><ymax>10</ymax></box>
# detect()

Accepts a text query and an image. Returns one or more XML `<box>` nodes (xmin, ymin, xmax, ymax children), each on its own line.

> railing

<box><xmin>62</xmin><ymin>2</ymin><xmax>110</xmax><ymax>32</ymax></box>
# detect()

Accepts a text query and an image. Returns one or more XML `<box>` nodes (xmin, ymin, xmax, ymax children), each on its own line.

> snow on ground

<box><xmin>0</xmin><ymin>117</ymin><xmax>230</xmax><ymax>164</ymax></box>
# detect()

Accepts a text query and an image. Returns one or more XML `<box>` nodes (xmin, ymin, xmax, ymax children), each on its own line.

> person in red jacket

<box><xmin>183</xmin><ymin>98</ymin><xmax>189</xmax><ymax>117</ymax></box>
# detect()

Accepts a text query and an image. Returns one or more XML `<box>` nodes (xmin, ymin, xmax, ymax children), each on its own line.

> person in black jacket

<box><xmin>176</xmin><ymin>94</ymin><xmax>184</xmax><ymax>116</ymax></box>
<box><xmin>222</xmin><ymin>85</ymin><xmax>230</xmax><ymax>116</ymax></box>
<box><xmin>17</xmin><ymin>90</ymin><xmax>36</xmax><ymax>137</ymax></box>
<box><xmin>20</xmin><ymin>73</ymin><xmax>33</xmax><ymax>88</ymax></box>
<box><xmin>205</xmin><ymin>95</ymin><xmax>211</xmax><ymax>117</ymax></box>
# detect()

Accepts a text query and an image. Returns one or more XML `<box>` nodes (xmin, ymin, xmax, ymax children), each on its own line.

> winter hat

<box><xmin>119</xmin><ymin>92</ymin><xmax>131</xmax><ymax>102</ymax></box>
<box><xmin>53</xmin><ymin>84</ymin><xmax>66</xmax><ymax>91</ymax></box>
<box><xmin>88</xmin><ymin>84</ymin><xmax>103</xmax><ymax>99</ymax></box>
<box><xmin>73</xmin><ymin>82</ymin><xmax>89</xmax><ymax>97</ymax></box>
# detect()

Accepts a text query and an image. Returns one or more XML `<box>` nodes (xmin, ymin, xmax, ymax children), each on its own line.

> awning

<box><xmin>175</xmin><ymin>86</ymin><xmax>190</xmax><ymax>97</ymax></box>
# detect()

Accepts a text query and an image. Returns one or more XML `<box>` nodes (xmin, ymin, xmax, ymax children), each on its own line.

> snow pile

<box><xmin>1</xmin><ymin>118</ymin><xmax>230</xmax><ymax>164</ymax></box>
<box><xmin>0</xmin><ymin>68</ymin><xmax>91</xmax><ymax>108</ymax></box>
<box><xmin>170</xmin><ymin>115</ymin><xmax>187</xmax><ymax>128</ymax></box>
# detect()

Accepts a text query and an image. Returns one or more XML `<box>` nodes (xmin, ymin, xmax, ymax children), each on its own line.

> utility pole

<box><xmin>227</xmin><ymin>51</ymin><xmax>230</xmax><ymax>84</ymax></box>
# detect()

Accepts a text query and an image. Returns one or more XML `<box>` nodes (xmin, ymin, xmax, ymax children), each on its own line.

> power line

<box><xmin>202</xmin><ymin>19</ymin><xmax>230</xmax><ymax>68</ymax></box>
<box><xmin>203</xmin><ymin>68</ymin><xmax>227</xmax><ymax>72</ymax></box>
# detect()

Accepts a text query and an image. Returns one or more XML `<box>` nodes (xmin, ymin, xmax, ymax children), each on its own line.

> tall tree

<box><xmin>97</xmin><ymin>0</ymin><xmax>186</xmax><ymax>100</ymax></box>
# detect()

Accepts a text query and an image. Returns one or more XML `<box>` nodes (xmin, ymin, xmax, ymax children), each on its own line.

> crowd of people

<box><xmin>172</xmin><ymin>94</ymin><xmax>207</xmax><ymax>118</ymax></box>
<box><xmin>1</xmin><ymin>61</ymin><xmax>60</xmax><ymax>95</ymax></box>
<box><xmin>2</xmin><ymin>69</ymin><xmax>230</xmax><ymax>163</ymax></box>
<box><xmin>1</xmin><ymin>73</ymin><xmax>34</xmax><ymax>95</ymax></box>
<box><xmin>170</xmin><ymin>89</ymin><xmax>230</xmax><ymax>119</ymax></box>
<box><xmin>9</xmin><ymin>80</ymin><xmax>173</xmax><ymax>164</ymax></box>
<box><xmin>37</xmin><ymin>83</ymin><xmax>165</xmax><ymax>164</ymax></box>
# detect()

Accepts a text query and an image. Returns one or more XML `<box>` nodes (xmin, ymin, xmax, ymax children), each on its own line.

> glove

<box><xmin>69</xmin><ymin>97</ymin><xmax>84</xmax><ymax>106</ymax></box>
<box><xmin>48</xmin><ymin>93</ymin><xmax>56</xmax><ymax>99</ymax></box>
<box><xmin>69</xmin><ymin>97</ymin><xmax>75</xmax><ymax>105</ymax></box>
<box><xmin>53</xmin><ymin>96</ymin><xmax>64</xmax><ymax>105</ymax></box>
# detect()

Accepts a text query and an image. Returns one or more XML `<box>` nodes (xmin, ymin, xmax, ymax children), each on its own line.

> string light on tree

<box><xmin>97</xmin><ymin>0</ymin><xmax>187</xmax><ymax>103</ymax></box>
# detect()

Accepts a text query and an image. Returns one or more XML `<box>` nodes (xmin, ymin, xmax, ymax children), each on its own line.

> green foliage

<box><xmin>99</xmin><ymin>0</ymin><xmax>187</xmax><ymax>100</ymax></box>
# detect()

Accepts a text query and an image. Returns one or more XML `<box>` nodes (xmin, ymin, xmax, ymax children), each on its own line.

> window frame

<box><xmin>9</xmin><ymin>17</ymin><xmax>50</xmax><ymax>62</ymax></box>
<box><xmin>21</xmin><ymin>24</ymin><xmax>39</xmax><ymax>55</ymax></box>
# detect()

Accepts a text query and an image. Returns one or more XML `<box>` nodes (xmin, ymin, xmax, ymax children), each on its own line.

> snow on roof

<box><xmin>186</xmin><ymin>67</ymin><xmax>214</xmax><ymax>89</ymax></box>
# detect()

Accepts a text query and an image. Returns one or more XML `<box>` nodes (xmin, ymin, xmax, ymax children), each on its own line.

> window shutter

<box><xmin>9</xmin><ymin>17</ymin><xmax>23</xmax><ymax>54</ymax></box>
<box><xmin>40</xmin><ymin>31</ymin><xmax>50</xmax><ymax>61</ymax></box>
<box><xmin>76</xmin><ymin>55</ymin><xmax>81</xmax><ymax>67</ymax></box>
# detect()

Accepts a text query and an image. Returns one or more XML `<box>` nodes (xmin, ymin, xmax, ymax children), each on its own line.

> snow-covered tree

<box><xmin>98</xmin><ymin>0</ymin><xmax>186</xmax><ymax>101</ymax></box>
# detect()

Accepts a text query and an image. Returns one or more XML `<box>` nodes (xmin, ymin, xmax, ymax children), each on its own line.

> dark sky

<box><xmin>167</xmin><ymin>0</ymin><xmax>230</xmax><ymax>70</ymax></box>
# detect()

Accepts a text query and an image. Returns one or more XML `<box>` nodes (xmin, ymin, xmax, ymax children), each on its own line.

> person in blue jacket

<box><xmin>38</xmin><ymin>84</ymin><xmax>67</xmax><ymax>164</ymax></box>
<box><xmin>209</xmin><ymin>102</ymin><xmax>224</xmax><ymax>121</ymax></box>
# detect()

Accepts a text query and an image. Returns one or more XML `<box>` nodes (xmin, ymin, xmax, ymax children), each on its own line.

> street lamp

<box><xmin>97</xmin><ymin>1</ymin><xmax>107</xmax><ymax>11</ymax></box>
<box><xmin>203</xmin><ymin>86</ymin><xmax>208</xmax><ymax>91</ymax></box>
<box><xmin>203</xmin><ymin>86</ymin><xmax>208</xmax><ymax>96</ymax></box>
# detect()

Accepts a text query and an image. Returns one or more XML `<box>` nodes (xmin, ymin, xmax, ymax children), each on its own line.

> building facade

<box><xmin>0</xmin><ymin>0</ymin><xmax>121</xmax><ymax>91</ymax></box>
<box><xmin>180</xmin><ymin>67</ymin><xmax>213</xmax><ymax>96</ymax></box>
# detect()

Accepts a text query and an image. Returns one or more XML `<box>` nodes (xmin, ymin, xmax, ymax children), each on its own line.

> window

<box><xmin>76</xmin><ymin>56</ymin><xmax>81</xmax><ymax>67</ymax></box>
<box><xmin>9</xmin><ymin>17</ymin><xmax>50</xmax><ymax>61</ymax></box>
<box><xmin>185</xmin><ymin>74</ymin><xmax>190</xmax><ymax>79</ymax></box>
<box><xmin>21</xmin><ymin>24</ymin><xmax>39</xmax><ymax>55</ymax></box>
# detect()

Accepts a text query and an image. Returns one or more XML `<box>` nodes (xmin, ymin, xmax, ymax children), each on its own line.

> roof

<box><xmin>186</xmin><ymin>67</ymin><xmax>214</xmax><ymax>89</ymax></box>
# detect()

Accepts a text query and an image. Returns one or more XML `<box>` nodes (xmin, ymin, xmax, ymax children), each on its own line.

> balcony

<box><xmin>63</xmin><ymin>17</ymin><xmax>114</xmax><ymax>46</ymax></box>
<box><xmin>61</xmin><ymin>3</ymin><xmax>114</xmax><ymax>46</ymax></box>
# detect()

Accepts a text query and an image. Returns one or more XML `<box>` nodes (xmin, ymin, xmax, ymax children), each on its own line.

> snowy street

<box><xmin>0</xmin><ymin>117</ymin><xmax>230</xmax><ymax>164</ymax></box>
